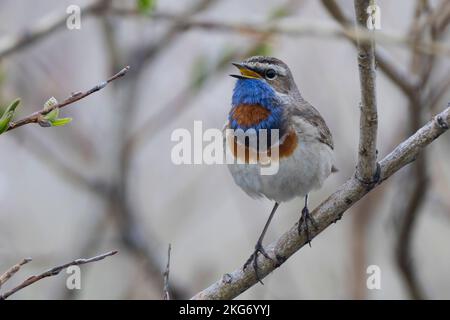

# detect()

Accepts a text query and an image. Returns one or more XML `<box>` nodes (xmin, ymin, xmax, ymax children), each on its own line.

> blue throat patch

<box><xmin>229</xmin><ymin>79</ymin><xmax>283</xmax><ymax>132</ymax></box>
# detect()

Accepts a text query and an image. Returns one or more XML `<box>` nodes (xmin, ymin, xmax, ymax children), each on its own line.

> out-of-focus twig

<box><xmin>13</xmin><ymin>132</ymin><xmax>110</xmax><ymax>195</ymax></box>
<box><xmin>393</xmin><ymin>0</ymin><xmax>450</xmax><ymax>300</ymax></box>
<box><xmin>351</xmin><ymin>186</ymin><xmax>385</xmax><ymax>299</ymax></box>
<box><xmin>0</xmin><ymin>258</ymin><xmax>32</xmax><ymax>289</ymax></box>
<box><xmin>106</xmin><ymin>7</ymin><xmax>450</xmax><ymax>58</ymax></box>
<box><xmin>6</xmin><ymin>66</ymin><xmax>130</xmax><ymax>132</ymax></box>
<box><xmin>428</xmin><ymin>74</ymin><xmax>450</xmax><ymax>113</ymax></box>
<box><xmin>0</xmin><ymin>250</ymin><xmax>117</xmax><ymax>300</ymax></box>
<box><xmin>393</xmin><ymin>1</ymin><xmax>444</xmax><ymax>300</ymax></box>
<box><xmin>425</xmin><ymin>0</ymin><xmax>450</xmax><ymax>113</ymax></box>
<box><xmin>112</xmin><ymin>0</ymin><xmax>218</xmax><ymax>300</ymax></box>
<box><xmin>128</xmin><ymin>0</ymin><xmax>218</xmax><ymax>77</ymax></box>
<box><xmin>4</xmin><ymin>0</ymin><xmax>217</xmax><ymax>300</ymax></box>
<box><xmin>395</xmin><ymin>159</ymin><xmax>428</xmax><ymax>300</ymax></box>
<box><xmin>55</xmin><ymin>0</ymin><xmax>220</xmax><ymax>300</ymax></box>
<box><xmin>0</xmin><ymin>0</ymin><xmax>109</xmax><ymax>59</ymax></box>
<box><xmin>321</xmin><ymin>0</ymin><xmax>417</xmax><ymax>96</ymax></box>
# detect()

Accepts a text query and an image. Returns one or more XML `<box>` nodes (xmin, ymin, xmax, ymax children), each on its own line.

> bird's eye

<box><xmin>265</xmin><ymin>69</ymin><xmax>277</xmax><ymax>80</ymax></box>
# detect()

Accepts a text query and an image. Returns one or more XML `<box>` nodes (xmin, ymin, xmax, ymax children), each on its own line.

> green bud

<box><xmin>0</xmin><ymin>98</ymin><xmax>20</xmax><ymax>134</ymax></box>
<box><xmin>49</xmin><ymin>118</ymin><xmax>72</xmax><ymax>127</ymax></box>
<box><xmin>43</xmin><ymin>96</ymin><xmax>58</xmax><ymax>112</ymax></box>
<box><xmin>44</xmin><ymin>108</ymin><xmax>59</xmax><ymax>122</ymax></box>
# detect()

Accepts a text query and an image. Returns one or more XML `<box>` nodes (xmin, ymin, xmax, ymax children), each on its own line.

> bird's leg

<box><xmin>298</xmin><ymin>194</ymin><xmax>318</xmax><ymax>246</ymax></box>
<box><xmin>243</xmin><ymin>202</ymin><xmax>279</xmax><ymax>285</ymax></box>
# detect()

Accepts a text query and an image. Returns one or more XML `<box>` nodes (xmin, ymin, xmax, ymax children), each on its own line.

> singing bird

<box><xmin>224</xmin><ymin>56</ymin><xmax>336</xmax><ymax>283</ymax></box>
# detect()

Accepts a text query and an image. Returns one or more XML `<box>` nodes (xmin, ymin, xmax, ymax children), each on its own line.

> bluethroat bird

<box><xmin>225</xmin><ymin>56</ymin><xmax>336</xmax><ymax>283</ymax></box>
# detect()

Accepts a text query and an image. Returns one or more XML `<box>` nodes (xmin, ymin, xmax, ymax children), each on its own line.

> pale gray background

<box><xmin>0</xmin><ymin>0</ymin><xmax>449</xmax><ymax>299</ymax></box>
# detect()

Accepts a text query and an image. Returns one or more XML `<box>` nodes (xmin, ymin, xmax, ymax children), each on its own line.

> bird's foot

<box><xmin>298</xmin><ymin>206</ymin><xmax>318</xmax><ymax>247</ymax></box>
<box><xmin>243</xmin><ymin>242</ymin><xmax>272</xmax><ymax>285</ymax></box>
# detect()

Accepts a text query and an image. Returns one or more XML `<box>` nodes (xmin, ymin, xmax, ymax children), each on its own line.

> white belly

<box><xmin>227</xmin><ymin>139</ymin><xmax>333</xmax><ymax>203</ymax></box>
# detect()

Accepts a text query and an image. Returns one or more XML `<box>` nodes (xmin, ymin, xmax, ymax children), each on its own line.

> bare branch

<box><xmin>0</xmin><ymin>250</ymin><xmax>118</xmax><ymax>300</ymax></box>
<box><xmin>163</xmin><ymin>244</ymin><xmax>172</xmax><ymax>300</ymax></box>
<box><xmin>191</xmin><ymin>106</ymin><xmax>450</xmax><ymax>300</ymax></box>
<box><xmin>0</xmin><ymin>258</ymin><xmax>32</xmax><ymax>289</ymax></box>
<box><xmin>5</xmin><ymin>66</ymin><xmax>130</xmax><ymax>133</ymax></box>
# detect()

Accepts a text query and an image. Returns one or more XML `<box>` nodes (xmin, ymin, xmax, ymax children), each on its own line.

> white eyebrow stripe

<box><xmin>268</xmin><ymin>64</ymin><xmax>287</xmax><ymax>76</ymax></box>
<box><xmin>248</xmin><ymin>62</ymin><xmax>287</xmax><ymax>76</ymax></box>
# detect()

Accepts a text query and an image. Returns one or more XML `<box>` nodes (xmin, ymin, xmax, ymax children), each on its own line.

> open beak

<box><xmin>230</xmin><ymin>62</ymin><xmax>261</xmax><ymax>79</ymax></box>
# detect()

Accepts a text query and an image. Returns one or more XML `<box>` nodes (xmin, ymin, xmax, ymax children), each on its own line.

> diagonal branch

<box><xmin>354</xmin><ymin>0</ymin><xmax>379</xmax><ymax>183</ymax></box>
<box><xmin>0</xmin><ymin>250</ymin><xmax>118</xmax><ymax>300</ymax></box>
<box><xmin>192</xmin><ymin>105</ymin><xmax>450</xmax><ymax>300</ymax></box>
<box><xmin>5</xmin><ymin>66</ymin><xmax>130</xmax><ymax>133</ymax></box>
<box><xmin>0</xmin><ymin>258</ymin><xmax>32</xmax><ymax>289</ymax></box>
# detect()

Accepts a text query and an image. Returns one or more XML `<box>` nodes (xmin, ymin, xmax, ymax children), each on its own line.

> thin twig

<box><xmin>191</xmin><ymin>105</ymin><xmax>450</xmax><ymax>300</ymax></box>
<box><xmin>163</xmin><ymin>244</ymin><xmax>172</xmax><ymax>300</ymax></box>
<box><xmin>0</xmin><ymin>250</ymin><xmax>118</xmax><ymax>300</ymax></box>
<box><xmin>0</xmin><ymin>258</ymin><xmax>32</xmax><ymax>289</ymax></box>
<box><xmin>5</xmin><ymin>66</ymin><xmax>130</xmax><ymax>133</ymax></box>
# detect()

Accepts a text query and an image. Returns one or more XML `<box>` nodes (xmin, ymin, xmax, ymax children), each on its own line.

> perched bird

<box><xmin>224</xmin><ymin>56</ymin><xmax>335</xmax><ymax>283</ymax></box>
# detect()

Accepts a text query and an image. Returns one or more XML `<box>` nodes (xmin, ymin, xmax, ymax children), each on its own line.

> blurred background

<box><xmin>0</xmin><ymin>0</ymin><xmax>449</xmax><ymax>299</ymax></box>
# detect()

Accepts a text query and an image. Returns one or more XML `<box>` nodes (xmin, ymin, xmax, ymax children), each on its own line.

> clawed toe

<box><xmin>243</xmin><ymin>243</ymin><xmax>272</xmax><ymax>284</ymax></box>
<box><xmin>298</xmin><ymin>206</ymin><xmax>318</xmax><ymax>246</ymax></box>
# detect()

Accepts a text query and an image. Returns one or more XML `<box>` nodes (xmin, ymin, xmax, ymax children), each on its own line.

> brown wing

<box><xmin>290</xmin><ymin>99</ymin><xmax>334</xmax><ymax>150</ymax></box>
